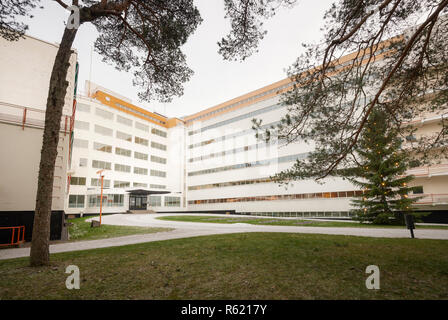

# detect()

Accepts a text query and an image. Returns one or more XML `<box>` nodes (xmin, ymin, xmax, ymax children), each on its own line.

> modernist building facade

<box><xmin>1</xmin><ymin>33</ymin><xmax>447</xmax><ymax>223</ymax></box>
<box><xmin>66</xmin><ymin>81</ymin><xmax>187</xmax><ymax>215</ymax></box>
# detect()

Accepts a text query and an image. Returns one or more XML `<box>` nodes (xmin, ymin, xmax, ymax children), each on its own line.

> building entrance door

<box><xmin>129</xmin><ymin>195</ymin><xmax>147</xmax><ymax>210</ymax></box>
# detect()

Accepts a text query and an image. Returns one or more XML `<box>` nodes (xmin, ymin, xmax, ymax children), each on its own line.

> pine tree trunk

<box><xmin>30</xmin><ymin>27</ymin><xmax>78</xmax><ymax>267</ymax></box>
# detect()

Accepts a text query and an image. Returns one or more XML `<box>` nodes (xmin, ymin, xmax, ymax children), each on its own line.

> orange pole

<box><xmin>22</xmin><ymin>108</ymin><xmax>27</xmax><ymax>130</ymax></box>
<box><xmin>99</xmin><ymin>174</ymin><xmax>104</xmax><ymax>226</ymax></box>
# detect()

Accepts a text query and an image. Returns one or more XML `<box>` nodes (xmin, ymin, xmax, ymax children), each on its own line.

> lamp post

<box><xmin>96</xmin><ymin>169</ymin><xmax>105</xmax><ymax>226</ymax></box>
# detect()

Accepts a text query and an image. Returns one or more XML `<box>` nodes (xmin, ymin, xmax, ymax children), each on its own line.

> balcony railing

<box><xmin>410</xmin><ymin>193</ymin><xmax>448</xmax><ymax>205</ymax></box>
<box><xmin>406</xmin><ymin>164</ymin><xmax>448</xmax><ymax>177</ymax></box>
<box><xmin>0</xmin><ymin>101</ymin><xmax>71</xmax><ymax>132</ymax></box>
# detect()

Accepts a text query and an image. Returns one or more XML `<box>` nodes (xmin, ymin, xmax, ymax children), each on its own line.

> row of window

<box><xmin>75</xmin><ymin>127</ymin><xmax>167</xmax><ymax>150</ymax></box>
<box><xmin>188</xmin><ymin>190</ymin><xmax>367</xmax><ymax>205</ymax></box>
<box><xmin>68</xmin><ymin>194</ymin><xmax>124</xmax><ymax>208</ymax></box>
<box><xmin>188</xmin><ymin>177</ymin><xmax>273</xmax><ymax>191</ymax></box>
<box><xmin>91</xmin><ymin>142</ymin><xmax>166</xmax><ymax>163</ymax></box>
<box><xmin>188</xmin><ymin>120</ymin><xmax>280</xmax><ymax>149</ymax></box>
<box><xmin>187</xmin><ymin>153</ymin><xmax>308</xmax><ymax>177</ymax></box>
<box><xmin>77</xmin><ymin>102</ymin><xmax>168</xmax><ymax>133</ymax></box>
<box><xmin>188</xmin><ymin>102</ymin><xmax>284</xmax><ymax>136</ymax></box>
<box><xmin>188</xmin><ymin>186</ymin><xmax>424</xmax><ymax>205</ymax></box>
<box><xmin>69</xmin><ymin>194</ymin><xmax>178</xmax><ymax>208</ymax></box>
<box><xmin>71</xmin><ymin>177</ymin><xmax>166</xmax><ymax>189</ymax></box>
<box><xmin>188</xmin><ymin>140</ymin><xmax>278</xmax><ymax>163</ymax></box>
<box><xmin>89</xmin><ymin>160</ymin><xmax>166</xmax><ymax>177</ymax></box>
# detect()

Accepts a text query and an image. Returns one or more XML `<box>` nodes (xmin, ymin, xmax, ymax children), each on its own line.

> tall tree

<box><xmin>255</xmin><ymin>0</ymin><xmax>448</xmax><ymax>185</ymax></box>
<box><xmin>342</xmin><ymin>109</ymin><xmax>418</xmax><ymax>225</ymax></box>
<box><xmin>0</xmin><ymin>0</ymin><xmax>298</xmax><ymax>266</ymax></box>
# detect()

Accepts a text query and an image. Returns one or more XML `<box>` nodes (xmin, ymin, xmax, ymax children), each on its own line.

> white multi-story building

<box><xmin>65</xmin><ymin>81</ymin><xmax>186</xmax><ymax>216</ymax></box>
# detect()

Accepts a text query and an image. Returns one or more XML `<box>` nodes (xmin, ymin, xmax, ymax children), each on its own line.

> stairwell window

<box><xmin>68</xmin><ymin>195</ymin><xmax>85</xmax><ymax>208</ymax></box>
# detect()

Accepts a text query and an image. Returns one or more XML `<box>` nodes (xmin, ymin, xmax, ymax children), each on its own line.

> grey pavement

<box><xmin>1</xmin><ymin>213</ymin><xmax>447</xmax><ymax>261</ymax></box>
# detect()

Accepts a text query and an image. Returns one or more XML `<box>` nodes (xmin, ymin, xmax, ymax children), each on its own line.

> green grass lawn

<box><xmin>157</xmin><ymin>215</ymin><xmax>448</xmax><ymax>229</ymax></box>
<box><xmin>1</xmin><ymin>233</ymin><xmax>447</xmax><ymax>299</ymax></box>
<box><xmin>68</xmin><ymin>216</ymin><xmax>173</xmax><ymax>241</ymax></box>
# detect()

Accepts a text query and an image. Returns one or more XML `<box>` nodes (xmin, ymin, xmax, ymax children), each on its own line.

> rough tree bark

<box><xmin>30</xmin><ymin>26</ymin><xmax>78</xmax><ymax>266</ymax></box>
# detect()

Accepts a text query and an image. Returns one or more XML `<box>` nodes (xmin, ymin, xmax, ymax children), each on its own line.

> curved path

<box><xmin>1</xmin><ymin>213</ymin><xmax>447</xmax><ymax>260</ymax></box>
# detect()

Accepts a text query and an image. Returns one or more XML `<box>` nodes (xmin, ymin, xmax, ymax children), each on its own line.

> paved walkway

<box><xmin>1</xmin><ymin>213</ymin><xmax>447</xmax><ymax>261</ymax></box>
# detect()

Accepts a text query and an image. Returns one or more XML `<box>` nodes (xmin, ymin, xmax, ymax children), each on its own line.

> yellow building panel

<box><xmin>92</xmin><ymin>90</ymin><xmax>169</xmax><ymax>128</ymax></box>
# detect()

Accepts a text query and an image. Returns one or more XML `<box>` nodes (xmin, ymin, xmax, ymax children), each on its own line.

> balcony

<box><xmin>406</xmin><ymin>164</ymin><xmax>448</xmax><ymax>178</ymax></box>
<box><xmin>0</xmin><ymin>101</ymin><xmax>71</xmax><ymax>132</ymax></box>
<box><xmin>410</xmin><ymin>193</ymin><xmax>448</xmax><ymax>206</ymax></box>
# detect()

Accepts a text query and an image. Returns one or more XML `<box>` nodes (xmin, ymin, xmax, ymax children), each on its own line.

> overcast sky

<box><xmin>22</xmin><ymin>0</ymin><xmax>334</xmax><ymax>118</ymax></box>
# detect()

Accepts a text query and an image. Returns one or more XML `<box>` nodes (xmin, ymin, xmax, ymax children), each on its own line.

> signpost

<box><xmin>96</xmin><ymin>169</ymin><xmax>106</xmax><ymax>227</ymax></box>
<box><xmin>404</xmin><ymin>214</ymin><xmax>415</xmax><ymax>238</ymax></box>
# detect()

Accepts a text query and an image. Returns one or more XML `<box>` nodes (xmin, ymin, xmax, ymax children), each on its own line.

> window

<box><xmin>150</xmin><ymin>169</ymin><xmax>166</xmax><ymax>178</ymax></box>
<box><xmin>151</xmin><ymin>141</ymin><xmax>166</xmax><ymax>151</ymax></box>
<box><xmin>73</xmin><ymin>138</ymin><xmax>88</xmax><ymax>149</ymax></box>
<box><xmin>95</xmin><ymin>107</ymin><xmax>114</xmax><ymax>120</ymax></box>
<box><xmin>165</xmin><ymin>196</ymin><xmax>180</xmax><ymax>207</ymax></box>
<box><xmin>94</xmin><ymin>124</ymin><xmax>113</xmax><ymax>136</ymax></box>
<box><xmin>151</xmin><ymin>128</ymin><xmax>167</xmax><ymax>138</ymax></box>
<box><xmin>92</xmin><ymin>160</ymin><xmax>111</xmax><ymax>170</ymax></box>
<box><xmin>151</xmin><ymin>155</ymin><xmax>166</xmax><ymax>164</ymax></box>
<box><xmin>135</xmin><ymin>122</ymin><xmax>149</xmax><ymax>132</ymax></box>
<box><xmin>115</xmin><ymin>147</ymin><xmax>131</xmax><ymax>157</ymax></box>
<box><xmin>115</xmin><ymin>164</ymin><xmax>131</xmax><ymax>173</ymax></box>
<box><xmin>149</xmin><ymin>196</ymin><xmax>162</xmax><ymax>207</ymax></box>
<box><xmin>68</xmin><ymin>195</ymin><xmax>85</xmax><ymax>208</ymax></box>
<box><xmin>150</xmin><ymin>184</ymin><xmax>166</xmax><ymax>189</ymax></box>
<box><xmin>134</xmin><ymin>152</ymin><xmax>148</xmax><ymax>160</ymax></box>
<box><xmin>91</xmin><ymin>178</ymin><xmax>110</xmax><ymax>188</ymax></box>
<box><xmin>88</xmin><ymin>194</ymin><xmax>123</xmax><ymax>207</ymax></box>
<box><xmin>114</xmin><ymin>181</ymin><xmax>130</xmax><ymax>188</ymax></box>
<box><xmin>413</xmin><ymin>186</ymin><xmax>424</xmax><ymax>194</ymax></box>
<box><xmin>133</xmin><ymin>182</ymin><xmax>148</xmax><ymax>188</ymax></box>
<box><xmin>70</xmin><ymin>177</ymin><xmax>86</xmax><ymax>186</ymax></box>
<box><xmin>188</xmin><ymin>102</ymin><xmax>284</xmax><ymax>136</ymax></box>
<box><xmin>135</xmin><ymin>136</ymin><xmax>149</xmax><ymax>146</ymax></box>
<box><xmin>134</xmin><ymin>167</ymin><xmax>148</xmax><ymax>175</ymax></box>
<box><xmin>406</xmin><ymin>135</ymin><xmax>417</xmax><ymax>142</ymax></box>
<box><xmin>74</xmin><ymin>120</ymin><xmax>90</xmax><ymax>131</ymax></box>
<box><xmin>93</xmin><ymin>142</ymin><xmax>112</xmax><ymax>153</ymax></box>
<box><xmin>77</xmin><ymin>103</ymin><xmax>90</xmax><ymax>113</ymax></box>
<box><xmin>79</xmin><ymin>158</ymin><xmax>88</xmax><ymax>167</ymax></box>
<box><xmin>117</xmin><ymin>115</ymin><xmax>133</xmax><ymax>127</ymax></box>
<box><xmin>117</xmin><ymin>131</ymin><xmax>132</xmax><ymax>142</ymax></box>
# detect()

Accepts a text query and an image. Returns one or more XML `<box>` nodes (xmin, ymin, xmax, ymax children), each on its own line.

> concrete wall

<box><xmin>0</xmin><ymin>34</ymin><xmax>77</xmax><ymax>213</ymax></box>
<box><xmin>0</xmin><ymin>123</ymin><xmax>69</xmax><ymax>211</ymax></box>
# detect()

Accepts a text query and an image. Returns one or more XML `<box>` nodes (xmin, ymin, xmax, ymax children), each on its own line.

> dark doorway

<box><xmin>129</xmin><ymin>195</ymin><xmax>147</xmax><ymax>210</ymax></box>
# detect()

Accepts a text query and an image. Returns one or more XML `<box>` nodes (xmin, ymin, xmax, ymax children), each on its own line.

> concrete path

<box><xmin>1</xmin><ymin>213</ymin><xmax>447</xmax><ymax>261</ymax></box>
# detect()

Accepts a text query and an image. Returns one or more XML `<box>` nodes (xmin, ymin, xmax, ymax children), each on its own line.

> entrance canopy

<box><xmin>126</xmin><ymin>189</ymin><xmax>170</xmax><ymax>196</ymax></box>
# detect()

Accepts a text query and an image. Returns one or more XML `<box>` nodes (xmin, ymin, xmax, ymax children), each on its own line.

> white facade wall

<box><xmin>0</xmin><ymin>34</ymin><xmax>77</xmax><ymax>212</ymax></box>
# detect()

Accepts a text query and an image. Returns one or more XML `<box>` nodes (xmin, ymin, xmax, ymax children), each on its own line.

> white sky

<box><xmin>22</xmin><ymin>0</ymin><xmax>334</xmax><ymax>118</ymax></box>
